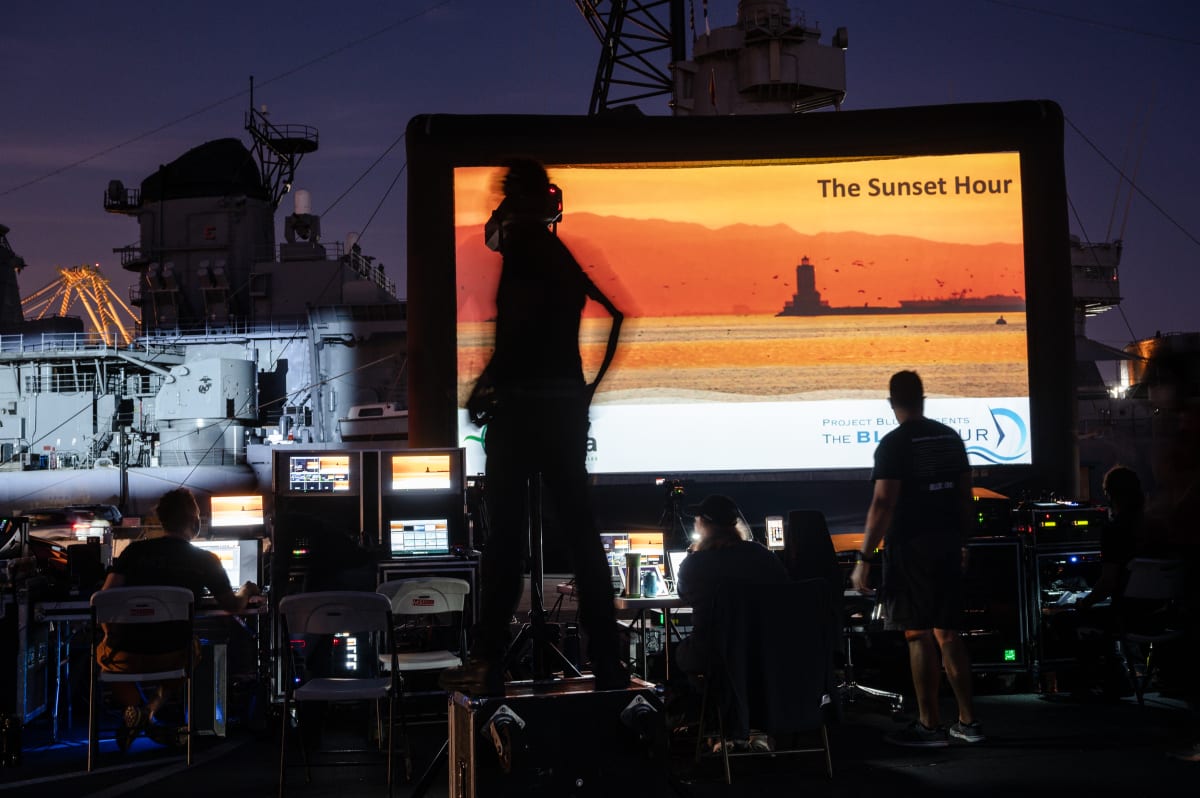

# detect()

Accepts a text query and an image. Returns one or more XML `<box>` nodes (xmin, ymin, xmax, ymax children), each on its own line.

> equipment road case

<box><xmin>448</xmin><ymin>676</ymin><xmax>668</xmax><ymax>797</ymax></box>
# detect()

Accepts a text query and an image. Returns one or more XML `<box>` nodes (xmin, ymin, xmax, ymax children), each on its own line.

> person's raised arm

<box><xmin>582</xmin><ymin>273</ymin><xmax>623</xmax><ymax>397</ymax></box>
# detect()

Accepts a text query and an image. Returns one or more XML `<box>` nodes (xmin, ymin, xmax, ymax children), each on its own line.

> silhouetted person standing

<box><xmin>441</xmin><ymin>158</ymin><xmax>624</xmax><ymax>695</ymax></box>
<box><xmin>850</xmin><ymin>371</ymin><xmax>982</xmax><ymax>746</ymax></box>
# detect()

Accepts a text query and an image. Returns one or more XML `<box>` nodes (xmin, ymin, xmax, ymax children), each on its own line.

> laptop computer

<box><xmin>666</xmin><ymin>549</ymin><xmax>689</xmax><ymax>593</ymax></box>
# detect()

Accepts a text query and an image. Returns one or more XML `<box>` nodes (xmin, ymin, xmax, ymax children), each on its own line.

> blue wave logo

<box><xmin>965</xmin><ymin>407</ymin><xmax>1029</xmax><ymax>464</ymax></box>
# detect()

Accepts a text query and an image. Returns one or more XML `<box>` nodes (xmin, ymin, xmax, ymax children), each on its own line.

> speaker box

<box><xmin>449</xmin><ymin>677</ymin><xmax>668</xmax><ymax>797</ymax></box>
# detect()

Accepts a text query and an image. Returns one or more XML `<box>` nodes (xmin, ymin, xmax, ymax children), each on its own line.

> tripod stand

<box><xmin>503</xmin><ymin>473</ymin><xmax>582</xmax><ymax>681</ymax></box>
<box><xmin>410</xmin><ymin>473</ymin><xmax>581</xmax><ymax>798</ymax></box>
<box><xmin>657</xmin><ymin>479</ymin><xmax>692</xmax><ymax>553</ymax></box>
<box><xmin>839</xmin><ymin>592</ymin><xmax>905</xmax><ymax>716</ymax></box>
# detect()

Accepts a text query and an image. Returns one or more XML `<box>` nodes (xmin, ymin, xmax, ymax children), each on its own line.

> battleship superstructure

<box><xmin>0</xmin><ymin>107</ymin><xmax>407</xmax><ymax>515</ymax></box>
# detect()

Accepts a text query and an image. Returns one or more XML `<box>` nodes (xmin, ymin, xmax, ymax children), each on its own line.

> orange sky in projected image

<box><xmin>454</xmin><ymin>153</ymin><xmax>1024</xmax><ymax>322</ymax></box>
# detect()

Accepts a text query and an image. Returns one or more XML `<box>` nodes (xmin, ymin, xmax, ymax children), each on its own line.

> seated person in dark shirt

<box><xmin>672</xmin><ymin>495</ymin><xmax>790</xmax><ymax>749</ymax></box>
<box><xmin>1052</xmin><ymin>465</ymin><xmax>1147</xmax><ymax>696</ymax></box>
<box><xmin>675</xmin><ymin>494</ymin><xmax>790</xmax><ymax>680</ymax></box>
<box><xmin>96</xmin><ymin>487</ymin><xmax>259</xmax><ymax>749</ymax></box>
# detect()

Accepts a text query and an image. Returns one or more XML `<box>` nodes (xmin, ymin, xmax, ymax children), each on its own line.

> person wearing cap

<box><xmin>674</xmin><ymin>494</ymin><xmax>789</xmax><ymax>678</ymax></box>
<box><xmin>850</xmin><ymin>370</ymin><xmax>982</xmax><ymax>747</ymax></box>
<box><xmin>440</xmin><ymin>157</ymin><xmax>625</xmax><ymax>696</ymax></box>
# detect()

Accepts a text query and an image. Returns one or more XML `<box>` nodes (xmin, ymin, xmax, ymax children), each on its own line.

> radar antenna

<box><xmin>244</xmin><ymin>77</ymin><xmax>319</xmax><ymax>208</ymax></box>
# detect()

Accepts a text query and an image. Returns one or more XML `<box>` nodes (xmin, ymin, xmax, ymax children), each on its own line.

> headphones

<box><xmin>483</xmin><ymin>185</ymin><xmax>564</xmax><ymax>252</ymax></box>
<box><xmin>484</xmin><ymin>204</ymin><xmax>507</xmax><ymax>252</ymax></box>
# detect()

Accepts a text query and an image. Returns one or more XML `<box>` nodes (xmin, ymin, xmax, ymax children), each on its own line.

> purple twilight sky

<box><xmin>2</xmin><ymin>0</ymin><xmax>1198</xmax><ymax>353</ymax></box>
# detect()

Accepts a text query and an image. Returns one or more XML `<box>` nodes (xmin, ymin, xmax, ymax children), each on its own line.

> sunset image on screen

<box><xmin>454</xmin><ymin>152</ymin><xmax>1027</xmax><ymax>408</ymax></box>
<box><xmin>452</xmin><ymin>150</ymin><xmax>1035</xmax><ymax>474</ymax></box>
<box><xmin>390</xmin><ymin>453</ymin><xmax>452</xmax><ymax>491</ymax></box>
<box><xmin>210</xmin><ymin>495</ymin><xmax>264</xmax><ymax>527</ymax></box>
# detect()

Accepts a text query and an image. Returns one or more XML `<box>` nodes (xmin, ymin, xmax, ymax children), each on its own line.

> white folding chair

<box><xmin>377</xmin><ymin>577</ymin><xmax>470</xmax><ymax>779</ymax></box>
<box><xmin>1117</xmin><ymin>558</ymin><xmax>1188</xmax><ymax>705</ymax></box>
<box><xmin>88</xmin><ymin>585</ymin><xmax>195</xmax><ymax>771</ymax></box>
<box><xmin>277</xmin><ymin>591</ymin><xmax>398</xmax><ymax>797</ymax></box>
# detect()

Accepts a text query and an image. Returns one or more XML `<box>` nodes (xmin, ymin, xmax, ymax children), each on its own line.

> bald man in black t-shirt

<box><xmin>850</xmin><ymin>371</ymin><xmax>982</xmax><ymax>747</ymax></box>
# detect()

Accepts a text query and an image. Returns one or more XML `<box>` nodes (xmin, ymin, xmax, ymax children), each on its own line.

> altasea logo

<box><xmin>965</xmin><ymin>406</ymin><xmax>1029</xmax><ymax>464</ymax></box>
<box><xmin>461</xmin><ymin>425</ymin><xmax>600</xmax><ymax>464</ymax></box>
<box><xmin>464</xmin><ymin>426</ymin><xmax>486</xmax><ymax>454</ymax></box>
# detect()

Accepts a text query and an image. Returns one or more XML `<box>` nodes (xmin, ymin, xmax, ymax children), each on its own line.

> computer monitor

<box><xmin>766</xmin><ymin>515</ymin><xmax>785</xmax><ymax>550</ymax></box>
<box><xmin>388</xmin><ymin>518</ymin><xmax>451</xmax><ymax>557</ymax></box>
<box><xmin>192</xmin><ymin>538</ymin><xmax>260</xmax><ymax>590</ymax></box>
<box><xmin>627</xmin><ymin>531</ymin><xmax>665</xmax><ymax>570</ymax></box>
<box><xmin>210</xmin><ymin>495</ymin><xmax>265</xmax><ymax>528</ymax></box>
<box><xmin>383</xmin><ymin>449</ymin><xmax>463</xmax><ymax>493</ymax></box>
<box><xmin>281</xmin><ymin>452</ymin><xmax>356</xmax><ymax>494</ymax></box>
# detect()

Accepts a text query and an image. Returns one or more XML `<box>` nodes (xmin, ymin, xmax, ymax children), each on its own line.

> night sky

<box><xmin>3</xmin><ymin>0</ymin><xmax>1197</xmax><ymax>353</ymax></box>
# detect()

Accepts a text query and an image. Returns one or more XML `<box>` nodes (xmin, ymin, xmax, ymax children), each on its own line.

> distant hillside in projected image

<box><xmin>455</xmin><ymin>213</ymin><xmax>1024</xmax><ymax>322</ymax></box>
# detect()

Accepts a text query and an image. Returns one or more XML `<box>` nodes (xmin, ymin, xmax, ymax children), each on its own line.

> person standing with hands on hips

<box><xmin>850</xmin><ymin>371</ymin><xmax>983</xmax><ymax>747</ymax></box>
<box><xmin>440</xmin><ymin>157</ymin><xmax>625</xmax><ymax>696</ymax></box>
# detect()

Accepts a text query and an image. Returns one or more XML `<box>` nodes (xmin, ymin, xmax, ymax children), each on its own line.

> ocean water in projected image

<box><xmin>457</xmin><ymin>311</ymin><xmax>1028</xmax><ymax>404</ymax></box>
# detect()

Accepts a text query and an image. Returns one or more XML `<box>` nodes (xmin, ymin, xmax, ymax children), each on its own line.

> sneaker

<box><xmin>1166</xmin><ymin>742</ymin><xmax>1200</xmax><ymax>762</ymax></box>
<box><xmin>747</xmin><ymin>732</ymin><xmax>774</xmax><ymax>753</ymax></box>
<box><xmin>884</xmin><ymin>721</ymin><xmax>949</xmax><ymax>748</ymax></box>
<box><xmin>948</xmin><ymin>720</ymin><xmax>986</xmax><ymax>743</ymax></box>
<box><xmin>146</xmin><ymin>723</ymin><xmax>188</xmax><ymax>748</ymax></box>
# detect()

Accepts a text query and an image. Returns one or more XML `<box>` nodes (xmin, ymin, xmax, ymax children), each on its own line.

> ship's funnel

<box><xmin>346</xmin><ymin>232</ymin><xmax>360</xmax><ymax>252</ymax></box>
<box><xmin>294</xmin><ymin>189</ymin><xmax>312</xmax><ymax>216</ymax></box>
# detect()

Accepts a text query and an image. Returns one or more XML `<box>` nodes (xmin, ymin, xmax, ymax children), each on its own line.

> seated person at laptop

<box><xmin>96</xmin><ymin>487</ymin><xmax>259</xmax><ymax>750</ymax></box>
<box><xmin>674</xmin><ymin>494</ymin><xmax>789</xmax><ymax>681</ymax></box>
<box><xmin>1051</xmin><ymin>465</ymin><xmax>1150</xmax><ymax>696</ymax></box>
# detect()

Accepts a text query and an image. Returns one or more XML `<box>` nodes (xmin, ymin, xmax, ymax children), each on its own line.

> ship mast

<box><xmin>244</xmin><ymin>77</ymin><xmax>319</xmax><ymax>209</ymax></box>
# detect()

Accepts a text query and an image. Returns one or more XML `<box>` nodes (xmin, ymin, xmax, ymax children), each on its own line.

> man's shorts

<box><xmin>881</xmin><ymin>540</ymin><xmax>964</xmax><ymax>632</ymax></box>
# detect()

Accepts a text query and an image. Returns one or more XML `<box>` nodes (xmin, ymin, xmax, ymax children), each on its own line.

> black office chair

<box><xmin>782</xmin><ymin>510</ymin><xmax>903</xmax><ymax>717</ymax></box>
<box><xmin>692</xmin><ymin>578</ymin><xmax>835</xmax><ymax>783</ymax></box>
<box><xmin>1115</xmin><ymin>558</ymin><xmax>1188</xmax><ymax>705</ymax></box>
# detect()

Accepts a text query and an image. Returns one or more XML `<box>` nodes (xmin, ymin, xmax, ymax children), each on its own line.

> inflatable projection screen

<box><xmin>406</xmin><ymin>102</ymin><xmax>1075</xmax><ymax>494</ymax></box>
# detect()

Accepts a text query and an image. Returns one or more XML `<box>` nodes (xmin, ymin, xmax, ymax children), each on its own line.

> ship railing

<box><xmin>0</xmin><ymin>331</ymin><xmax>97</xmax><ymax>352</ymax></box>
<box><xmin>273</xmin><ymin>239</ymin><xmax>397</xmax><ymax>297</ymax></box>
<box><xmin>342</xmin><ymin>245</ymin><xmax>397</xmax><ymax>296</ymax></box>
<box><xmin>138</xmin><ymin>317</ymin><xmax>311</xmax><ymax>341</ymax></box>
<box><xmin>103</xmin><ymin>186</ymin><xmax>141</xmax><ymax>212</ymax></box>
<box><xmin>0</xmin><ymin>331</ymin><xmax>174</xmax><ymax>357</ymax></box>
<box><xmin>113</xmin><ymin>243</ymin><xmax>154</xmax><ymax>268</ymax></box>
<box><xmin>155</xmin><ymin>448</ymin><xmax>247</xmax><ymax>467</ymax></box>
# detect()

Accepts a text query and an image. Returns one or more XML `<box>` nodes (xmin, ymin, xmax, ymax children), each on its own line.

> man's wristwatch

<box><xmin>856</xmin><ymin>549</ymin><xmax>880</xmax><ymax>565</ymax></box>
